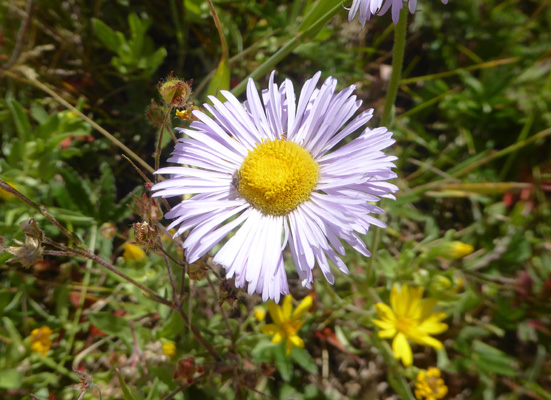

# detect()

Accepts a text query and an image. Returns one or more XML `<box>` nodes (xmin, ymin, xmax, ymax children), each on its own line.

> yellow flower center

<box><xmin>396</xmin><ymin>317</ymin><xmax>417</xmax><ymax>335</ymax></box>
<box><xmin>236</xmin><ymin>139</ymin><xmax>319</xmax><ymax>216</ymax></box>
<box><xmin>281</xmin><ymin>320</ymin><xmax>299</xmax><ymax>338</ymax></box>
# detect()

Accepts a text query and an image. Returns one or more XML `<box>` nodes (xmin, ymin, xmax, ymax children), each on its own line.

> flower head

<box><xmin>415</xmin><ymin>367</ymin><xmax>448</xmax><ymax>400</ymax></box>
<box><xmin>30</xmin><ymin>326</ymin><xmax>53</xmax><ymax>356</ymax></box>
<box><xmin>122</xmin><ymin>243</ymin><xmax>146</xmax><ymax>261</ymax></box>
<box><xmin>260</xmin><ymin>295</ymin><xmax>313</xmax><ymax>355</ymax></box>
<box><xmin>348</xmin><ymin>0</ymin><xmax>449</xmax><ymax>25</ymax></box>
<box><xmin>162</xmin><ymin>341</ymin><xmax>177</xmax><ymax>358</ymax></box>
<box><xmin>153</xmin><ymin>71</ymin><xmax>398</xmax><ymax>302</ymax></box>
<box><xmin>373</xmin><ymin>285</ymin><xmax>448</xmax><ymax>366</ymax></box>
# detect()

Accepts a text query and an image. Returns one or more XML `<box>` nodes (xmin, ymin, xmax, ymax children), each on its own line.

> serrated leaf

<box><xmin>60</xmin><ymin>167</ymin><xmax>95</xmax><ymax>217</ymax></box>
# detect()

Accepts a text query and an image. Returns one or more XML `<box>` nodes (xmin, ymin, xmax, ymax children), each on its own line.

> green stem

<box><xmin>380</xmin><ymin>8</ymin><xmax>408</xmax><ymax>127</ymax></box>
<box><xmin>368</xmin><ymin>9</ymin><xmax>408</xmax><ymax>280</ymax></box>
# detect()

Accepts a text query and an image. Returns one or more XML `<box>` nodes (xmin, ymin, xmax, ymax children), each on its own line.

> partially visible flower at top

<box><xmin>348</xmin><ymin>0</ymin><xmax>449</xmax><ymax>25</ymax></box>
<box><xmin>260</xmin><ymin>295</ymin><xmax>313</xmax><ymax>356</ymax></box>
<box><xmin>373</xmin><ymin>284</ymin><xmax>448</xmax><ymax>366</ymax></box>
<box><xmin>122</xmin><ymin>243</ymin><xmax>146</xmax><ymax>261</ymax></box>
<box><xmin>30</xmin><ymin>326</ymin><xmax>53</xmax><ymax>356</ymax></box>
<box><xmin>153</xmin><ymin>71</ymin><xmax>398</xmax><ymax>302</ymax></box>
<box><xmin>253</xmin><ymin>305</ymin><xmax>267</xmax><ymax>322</ymax></box>
<box><xmin>162</xmin><ymin>341</ymin><xmax>177</xmax><ymax>358</ymax></box>
<box><xmin>414</xmin><ymin>367</ymin><xmax>448</xmax><ymax>400</ymax></box>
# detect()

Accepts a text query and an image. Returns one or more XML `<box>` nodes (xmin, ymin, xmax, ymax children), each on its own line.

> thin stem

<box><xmin>0</xmin><ymin>179</ymin><xmax>83</xmax><ymax>246</ymax></box>
<box><xmin>380</xmin><ymin>8</ymin><xmax>408</xmax><ymax>128</ymax></box>
<box><xmin>3</xmin><ymin>0</ymin><xmax>33</xmax><ymax>69</ymax></box>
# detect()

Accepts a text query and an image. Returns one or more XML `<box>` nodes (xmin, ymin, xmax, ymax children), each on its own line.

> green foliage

<box><xmin>92</xmin><ymin>13</ymin><xmax>167</xmax><ymax>79</ymax></box>
<box><xmin>1</xmin><ymin>0</ymin><xmax>551</xmax><ymax>399</ymax></box>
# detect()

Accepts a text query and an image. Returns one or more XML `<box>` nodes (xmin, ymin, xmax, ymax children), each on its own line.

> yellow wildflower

<box><xmin>447</xmin><ymin>241</ymin><xmax>474</xmax><ymax>259</ymax></box>
<box><xmin>415</xmin><ymin>367</ymin><xmax>448</xmax><ymax>400</ymax></box>
<box><xmin>162</xmin><ymin>341</ymin><xmax>177</xmax><ymax>358</ymax></box>
<box><xmin>253</xmin><ymin>306</ymin><xmax>266</xmax><ymax>322</ymax></box>
<box><xmin>373</xmin><ymin>285</ymin><xmax>448</xmax><ymax>366</ymax></box>
<box><xmin>122</xmin><ymin>243</ymin><xmax>146</xmax><ymax>261</ymax></box>
<box><xmin>259</xmin><ymin>295</ymin><xmax>312</xmax><ymax>356</ymax></box>
<box><xmin>30</xmin><ymin>326</ymin><xmax>53</xmax><ymax>356</ymax></box>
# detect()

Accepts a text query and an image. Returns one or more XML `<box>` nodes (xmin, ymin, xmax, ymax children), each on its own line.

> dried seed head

<box><xmin>187</xmin><ymin>260</ymin><xmax>208</xmax><ymax>280</ymax></box>
<box><xmin>133</xmin><ymin>221</ymin><xmax>160</xmax><ymax>250</ymax></box>
<box><xmin>2</xmin><ymin>219</ymin><xmax>45</xmax><ymax>268</ymax></box>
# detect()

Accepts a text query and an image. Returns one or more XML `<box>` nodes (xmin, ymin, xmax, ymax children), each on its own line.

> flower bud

<box><xmin>158</xmin><ymin>74</ymin><xmax>192</xmax><ymax>108</ymax></box>
<box><xmin>145</xmin><ymin>100</ymin><xmax>168</xmax><ymax>127</ymax></box>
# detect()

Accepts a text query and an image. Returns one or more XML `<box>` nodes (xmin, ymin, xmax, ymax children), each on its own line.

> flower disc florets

<box><xmin>237</xmin><ymin>139</ymin><xmax>319</xmax><ymax>216</ymax></box>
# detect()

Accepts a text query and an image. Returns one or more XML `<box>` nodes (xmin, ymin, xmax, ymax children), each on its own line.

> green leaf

<box><xmin>290</xmin><ymin>347</ymin><xmax>317</xmax><ymax>374</ymax></box>
<box><xmin>472</xmin><ymin>340</ymin><xmax>518</xmax><ymax>377</ymax></box>
<box><xmin>205</xmin><ymin>57</ymin><xmax>230</xmax><ymax>101</ymax></box>
<box><xmin>60</xmin><ymin>167</ymin><xmax>95</xmax><ymax>217</ymax></box>
<box><xmin>0</xmin><ymin>370</ymin><xmax>22</xmax><ymax>389</ymax></box>
<box><xmin>88</xmin><ymin>312</ymin><xmax>131</xmax><ymax>340</ymax></box>
<box><xmin>97</xmin><ymin>162</ymin><xmax>116</xmax><ymax>222</ymax></box>
<box><xmin>92</xmin><ymin>19</ymin><xmax>123</xmax><ymax>52</ymax></box>
<box><xmin>7</xmin><ymin>98</ymin><xmax>32</xmax><ymax>141</ymax></box>
<box><xmin>273</xmin><ymin>343</ymin><xmax>292</xmax><ymax>381</ymax></box>
<box><xmin>117</xmin><ymin>369</ymin><xmax>145</xmax><ymax>400</ymax></box>
<box><xmin>298</xmin><ymin>0</ymin><xmax>341</xmax><ymax>33</ymax></box>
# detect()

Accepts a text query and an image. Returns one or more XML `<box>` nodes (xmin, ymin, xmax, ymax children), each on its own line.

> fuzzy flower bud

<box><xmin>29</xmin><ymin>326</ymin><xmax>53</xmax><ymax>356</ymax></box>
<box><xmin>158</xmin><ymin>74</ymin><xmax>192</xmax><ymax>108</ymax></box>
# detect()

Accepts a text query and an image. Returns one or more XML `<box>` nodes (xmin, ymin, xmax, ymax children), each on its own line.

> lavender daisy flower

<box><xmin>153</xmin><ymin>72</ymin><xmax>398</xmax><ymax>302</ymax></box>
<box><xmin>348</xmin><ymin>0</ymin><xmax>449</xmax><ymax>25</ymax></box>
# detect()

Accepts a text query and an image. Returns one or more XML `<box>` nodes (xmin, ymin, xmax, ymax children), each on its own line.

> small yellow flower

<box><xmin>415</xmin><ymin>367</ymin><xmax>448</xmax><ymax>400</ymax></box>
<box><xmin>447</xmin><ymin>242</ymin><xmax>474</xmax><ymax>259</ymax></box>
<box><xmin>30</xmin><ymin>326</ymin><xmax>53</xmax><ymax>356</ymax></box>
<box><xmin>373</xmin><ymin>285</ymin><xmax>448</xmax><ymax>366</ymax></box>
<box><xmin>162</xmin><ymin>341</ymin><xmax>177</xmax><ymax>358</ymax></box>
<box><xmin>259</xmin><ymin>295</ymin><xmax>312</xmax><ymax>356</ymax></box>
<box><xmin>253</xmin><ymin>306</ymin><xmax>266</xmax><ymax>322</ymax></box>
<box><xmin>122</xmin><ymin>243</ymin><xmax>146</xmax><ymax>261</ymax></box>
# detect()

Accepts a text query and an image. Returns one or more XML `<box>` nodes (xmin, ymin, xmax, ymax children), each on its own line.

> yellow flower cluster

<box><xmin>30</xmin><ymin>326</ymin><xmax>53</xmax><ymax>356</ymax></box>
<box><xmin>260</xmin><ymin>295</ymin><xmax>312</xmax><ymax>356</ymax></box>
<box><xmin>415</xmin><ymin>367</ymin><xmax>448</xmax><ymax>400</ymax></box>
<box><xmin>373</xmin><ymin>285</ymin><xmax>448</xmax><ymax>366</ymax></box>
